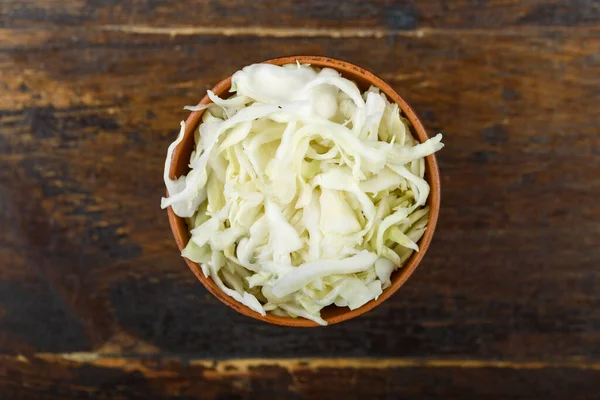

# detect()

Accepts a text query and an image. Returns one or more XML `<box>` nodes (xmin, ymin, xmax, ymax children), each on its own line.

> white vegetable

<box><xmin>375</xmin><ymin>257</ymin><xmax>395</xmax><ymax>289</ymax></box>
<box><xmin>265</xmin><ymin>200</ymin><xmax>303</xmax><ymax>265</ymax></box>
<box><xmin>162</xmin><ymin>62</ymin><xmax>444</xmax><ymax>325</ymax></box>
<box><xmin>319</xmin><ymin>189</ymin><xmax>361</xmax><ymax>235</ymax></box>
<box><xmin>272</xmin><ymin>250</ymin><xmax>378</xmax><ymax>298</ymax></box>
<box><xmin>183</xmin><ymin>104</ymin><xmax>209</xmax><ymax>112</ymax></box>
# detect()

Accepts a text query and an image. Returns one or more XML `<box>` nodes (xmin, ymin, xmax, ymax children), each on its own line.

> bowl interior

<box><xmin>167</xmin><ymin>56</ymin><xmax>440</xmax><ymax>327</ymax></box>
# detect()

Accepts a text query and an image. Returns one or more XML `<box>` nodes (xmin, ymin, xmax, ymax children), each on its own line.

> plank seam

<box><xmin>95</xmin><ymin>25</ymin><xmax>600</xmax><ymax>38</ymax></box>
<box><xmin>25</xmin><ymin>353</ymin><xmax>600</xmax><ymax>371</ymax></box>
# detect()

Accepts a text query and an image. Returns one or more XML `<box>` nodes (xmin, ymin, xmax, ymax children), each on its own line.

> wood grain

<box><xmin>1</xmin><ymin>0</ymin><xmax>600</xmax><ymax>397</ymax></box>
<box><xmin>2</xmin><ymin>26</ymin><xmax>599</xmax><ymax>356</ymax></box>
<box><xmin>2</xmin><ymin>355</ymin><xmax>600</xmax><ymax>400</ymax></box>
<box><xmin>3</xmin><ymin>0</ymin><xmax>600</xmax><ymax>30</ymax></box>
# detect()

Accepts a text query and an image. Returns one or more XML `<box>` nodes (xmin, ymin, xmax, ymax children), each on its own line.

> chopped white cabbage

<box><xmin>272</xmin><ymin>250</ymin><xmax>378</xmax><ymax>298</ymax></box>
<box><xmin>162</xmin><ymin>63</ymin><xmax>444</xmax><ymax>325</ymax></box>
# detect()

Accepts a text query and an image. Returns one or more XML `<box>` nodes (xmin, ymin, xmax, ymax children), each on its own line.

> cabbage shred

<box><xmin>162</xmin><ymin>63</ymin><xmax>444</xmax><ymax>325</ymax></box>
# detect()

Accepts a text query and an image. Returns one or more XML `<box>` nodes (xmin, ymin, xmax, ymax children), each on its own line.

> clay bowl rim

<box><xmin>167</xmin><ymin>55</ymin><xmax>440</xmax><ymax>327</ymax></box>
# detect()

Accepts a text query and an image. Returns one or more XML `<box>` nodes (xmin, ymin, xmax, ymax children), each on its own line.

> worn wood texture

<box><xmin>3</xmin><ymin>0</ymin><xmax>600</xmax><ymax>29</ymax></box>
<box><xmin>1</xmin><ymin>0</ymin><xmax>600</xmax><ymax>398</ymax></box>
<box><xmin>2</xmin><ymin>355</ymin><xmax>600</xmax><ymax>400</ymax></box>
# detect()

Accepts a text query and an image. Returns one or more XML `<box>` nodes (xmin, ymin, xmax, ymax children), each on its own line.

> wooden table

<box><xmin>1</xmin><ymin>1</ymin><xmax>599</xmax><ymax>398</ymax></box>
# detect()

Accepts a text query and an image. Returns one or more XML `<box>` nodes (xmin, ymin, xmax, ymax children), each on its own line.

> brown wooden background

<box><xmin>1</xmin><ymin>1</ymin><xmax>600</xmax><ymax>399</ymax></box>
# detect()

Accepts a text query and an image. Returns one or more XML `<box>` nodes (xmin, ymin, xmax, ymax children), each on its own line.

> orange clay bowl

<box><xmin>167</xmin><ymin>56</ymin><xmax>440</xmax><ymax>327</ymax></box>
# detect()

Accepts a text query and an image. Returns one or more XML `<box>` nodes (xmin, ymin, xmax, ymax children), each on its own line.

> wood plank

<box><xmin>1</xmin><ymin>28</ymin><xmax>599</xmax><ymax>359</ymax></box>
<box><xmin>1</xmin><ymin>355</ymin><xmax>599</xmax><ymax>399</ymax></box>
<box><xmin>2</xmin><ymin>0</ymin><xmax>600</xmax><ymax>30</ymax></box>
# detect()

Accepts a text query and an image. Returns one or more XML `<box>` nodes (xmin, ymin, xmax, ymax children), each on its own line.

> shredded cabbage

<box><xmin>162</xmin><ymin>62</ymin><xmax>444</xmax><ymax>325</ymax></box>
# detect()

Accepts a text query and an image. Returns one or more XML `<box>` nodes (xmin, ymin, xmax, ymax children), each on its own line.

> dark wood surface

<box><xmin>1</xmin><ymin>1</ymin><xmax>600</xmax><ymax>398</ymax></box>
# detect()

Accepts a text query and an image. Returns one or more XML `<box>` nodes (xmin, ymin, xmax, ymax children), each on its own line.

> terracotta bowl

<box><xmin>167</xmin><ymin>56</ymin><xmax>440</xmax><ymax>327</ymax></box>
